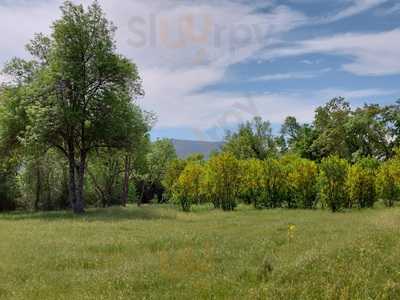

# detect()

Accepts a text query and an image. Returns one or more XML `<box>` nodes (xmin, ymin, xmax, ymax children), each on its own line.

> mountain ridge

<box><xmin>170</xmin><ymin>139</ymin><xmax>224</xmax><ymax>159</ymax></box>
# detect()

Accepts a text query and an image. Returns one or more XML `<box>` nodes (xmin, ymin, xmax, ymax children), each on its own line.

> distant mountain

<box><xmin>171</xmin><ymin>139</ymin><xmax>224</xmax><ymax>159</ymax></box>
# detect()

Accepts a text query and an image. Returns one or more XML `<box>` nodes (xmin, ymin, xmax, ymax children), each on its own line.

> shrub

<box><xmin>207</xmin><ymin>153</ymin><xmax>241</xmax><ymax>211</ymax></box>
<box><xmin>162</xmin><ymin>159</ymin><xmax>187</xmax><ymax>202</ymax></box>
<box><xmin>376</xmin><ymin>159</ymin><xmax>400</xmax><ymax>207</ymax></box>
<box><xmin>318</xmin><ymin>155</ymin><xmax>349</xmax><ymax>212</ymax></box>
<box><xmin>0</xmin><ymin>169</ymin><xmax>18</xmax><ymax>211</ymax></box>
<box><xmin>255</xmin><ymin>159</ymin><xmax>289</xmax><ymax>209</ymax></box>
<box><xmin>285</xmin><ymin>156</ymin><xmax>318</xmax><ymax>209</ymax></box>
<box><xmin>238</xmin><ymin>159</ymin><xmax>264</xmax><ymax>205</ymax></box>
<box><xmin>173</xmin><ymin>162</ymin><xmax>204</xmax><ymax>212</ymax></box>
<box><xmin>347</xmin><ymin>157</ymin><xmax>379</xmax><ymax>208</ymax></box>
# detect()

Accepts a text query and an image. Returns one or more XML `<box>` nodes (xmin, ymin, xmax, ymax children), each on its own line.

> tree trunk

<box><xmin>34</xmin><ymin>163</ymin><xmax>41</xmax><ymax>211</ymax></box>
<box><xmin>74</xmin><ymin>150</ymin><xmax>86</xmax><ymax>214</ymax></box>
<box><xmin>121</xmin><ymin>155</ymin><xmax>130</xmax><ymax>207</ymax></box>
<box><xmin>68</xmin><ymin>154</ymin><xmax>78</xmax><ymax>213</ymax></box>
<box><xmin>67</xmin><ymin>138</ymin><xmax>84</xmax><ymax>214</ymax></box>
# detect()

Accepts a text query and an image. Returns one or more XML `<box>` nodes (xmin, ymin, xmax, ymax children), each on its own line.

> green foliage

<box><xmin>1</xmin><ymin>0</ymin><xmax>400</xmax><ymax>216</ymax></box>
<box><xmin>223</xmin><ymin>117</ymin><xmax>277</xmax><ymax>160</ymax></box>
<box><xmin>376</xmin><ymin>157</ymin><xmax>400</xmax><ymax>207</ymax></box>
<box><xmin>206</xmin><ymin>153</ymin><xmax>241</xmax><ymax>211</ymax></box>
<box><xmin>238</xmin><ymin>158</ymin><xmax>291</xmax><ymax>209</ymax></box>
<box><xmin>87</xmin><ymin>150</ymin><xmax>123</xmax><ymax>207</ymax></box>
<box><xmin>173</xmin><ymin>162</ymin><xmax>204</xmax><ymax>211</ymax></box>
<box><xmin>285</xmin><ymin>156</ymin><xmax>318</xmax><ymax>209</ymax></box>
<box><xmin>238</xmin><ymin>159</ymin><xmax>264</xmax><ymax>205</ymax></box>
<box><xmin>145</xmin><ymin>139</ymin><xmax>177</xmax><ymax>203</ymax></box>
<box><xmin>347</xmin><ymin>157</ymin><xmax>379</xmax><ymax>208</ymax></box>
<box><xmin>346</xmin><ymin>105</ymin><xmax>390</xmax><ymax>160</ymax></box>
<box><xmin>19</xmin><ymin>150</ymin><xmax>68</xmax><ymax>211</ymax></box>
<box><xmin>318</xmin><ymin>155</ymin><xmax>349</xmax><ymax>212</ymax></box>
<box><xmin>313</xmin><ymin>98</ymin><xmax>352</xmax><ymax>160</ymax></box>
<box><xmin>254</xmin><ymin>159</ymin><xmax>289</xmax><ymax>209</ymax></box>
<box><xmin>0</xmin><ymin>161</ymin><xmax>19</xmax><ymax>211</ymax></box>
<box><xmin>281</xmin><ymin>117</ymin><xmax>318</xmax><ymax>160</ymax></box>
<box><xmin>1</xmin><ymin>1</ymin><xmax>148</xmax><ymax>213</ymax></box>
<box><xmin>162</xmin><ymin>159</ymin><xmax>187</xmax><ymax>201</ymax></box>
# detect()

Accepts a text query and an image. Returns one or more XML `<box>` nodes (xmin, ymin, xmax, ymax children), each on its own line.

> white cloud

<box><xmin>252</xmin><ymin>68</ymin><xmax>331</xmax><ymax>81</ymax></box>
<box><xmin>95</xmin><ymin>0</ymin><xmax>307</xmax><ymax>130</ymax></box>
<box><xmin>0</xmin><ymin>0</ymin><xmax>397</xmax><ymax>137</ymax></box>
<box><xmin>0</xmin><ymin>0</ymin><xmax>61</xmax><ymax>66</ymax></box>
<box><xmin>315</xmin><ymin>88</ymin><xmax>398</xmax><ymax>101</ymax></box>
<box><xmin>140</xmin><ymin>84</ymin><xmax>397</xmax><ymax>137</ymax></box>
<box><xmin>0</xmin><ymin>0</ymin><xmax>307</xmax><ymax>131</ymax></box>
<box><xmin>262</xmin><ymin>29</ymin><xmax>400</xmax><ymax>76</ymax></box>
<box><xmin>0</xmin><ymin>73</ymin><xmax>13</xmax><ymax>85</ymax></box>
<box><xmin>322</xmin><ymin>0</ymin><xmax>388</xmax><ymax>22</ymax></box>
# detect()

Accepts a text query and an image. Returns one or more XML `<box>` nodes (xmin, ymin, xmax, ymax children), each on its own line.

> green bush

<box><xmin>347</xmin><ymin>157</ymin><xmax>379</xmax><ymax>208</ymax></box>
<box><xmin>238</xmin><ymin>159</ymin><xmax>264</xmax><ymax>205</ymax></box>
<box><xmin>376</xmin><ymin>159</ymin><xmax>400</xmax><ymax>207</ymax></box>
<box><xmin>0</xmin><ymin>169</ymin><xmax>18</xmax><ymax>211</ymax></box>
<box><xmin>318</xmin><ymin>155</ymin><xmax>349</xmax><ymax>212</ymax></box>
<box><xmin>162</xmin><ymin>159</ymin><xmax>187</xmax><ymax>202</ymax></box>
<box><xmin>207</xmin><ymin>153</ymin><xmax>241</xmax><ymax>211</ymax></box>
<box><xmin>254</xmin><ymin>158</ymin><xmax>289</xmax><ymax>209</ymax></box>
<box><xmin>285</xmin><ymin>156</ymin><xmax>318</xmax><ymax>209</ymax></box>
<box><xmin>173</xmin><ymin>162</ymin><xmax>204</xmax><ymax>212</ymax></box>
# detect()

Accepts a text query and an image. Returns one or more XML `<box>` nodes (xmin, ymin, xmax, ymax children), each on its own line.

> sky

<box><xmin>1</xmin><ymin>0</ymin><xmax>400</xmax><ymax>141</ymax></box>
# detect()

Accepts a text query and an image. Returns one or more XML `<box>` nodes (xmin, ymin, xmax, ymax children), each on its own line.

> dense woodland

<box><xmin>1</xmin><ymin>1</ymin><xmax>400</xmax><ymax>214</ymax></box>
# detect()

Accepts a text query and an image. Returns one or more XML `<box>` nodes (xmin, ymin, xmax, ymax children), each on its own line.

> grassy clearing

<box><xmin>1</xmin><ymin>205</ymin><xmax>400</xmax><ymax>299</ymax></box>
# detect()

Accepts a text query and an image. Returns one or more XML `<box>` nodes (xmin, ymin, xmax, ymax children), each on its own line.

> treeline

<box><xmin>164</xmin><ymin>152</ymin><xmax>400</xmax><ymax>212</ymax></box>
<box><xmin>162</xmin><ymin>98</ymin><xmax>400</xmax><ymax>212</ymax></box>
<box><xmin>1</xmin><ymin>1</ymin><xmax>400</xmax><ymax>214</ymax></box>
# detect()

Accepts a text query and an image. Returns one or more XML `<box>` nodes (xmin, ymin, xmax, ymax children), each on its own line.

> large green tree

<box><xmin>281</xmin><ymin>116</ymin><xmax>318</xmax><ymax>160</ymax></box>
<box><xmin>223</xmin><ymin>116</ymin><xmax>277</xmax><ymax>160</ymax></box>
<box><xmin>1</xmin><ymin>1</ymin><xmax>146</xmax><ymax>213</ymax></box>
<box><xmin>312</xmin><ymin>98</ymin><xmax>352</xmax><ymax>160</ymax></box>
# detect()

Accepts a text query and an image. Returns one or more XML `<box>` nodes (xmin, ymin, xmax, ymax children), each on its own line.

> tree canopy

<box><xmin>0</xmin><ymin>1</ymin><xmax>149</xmax><ymax>213</ymax></box>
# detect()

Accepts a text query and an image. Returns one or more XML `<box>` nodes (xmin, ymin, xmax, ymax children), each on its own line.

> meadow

<box><xmin>1</xmin><ymin>205</ymin><xmax>400</xmax><ymax>299</ymax></box>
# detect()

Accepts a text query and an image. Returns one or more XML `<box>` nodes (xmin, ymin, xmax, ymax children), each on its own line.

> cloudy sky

<box><xmin>1</xmin><ymin>0</ymin><xmax>400</xmax><ymax>141</ymax></box>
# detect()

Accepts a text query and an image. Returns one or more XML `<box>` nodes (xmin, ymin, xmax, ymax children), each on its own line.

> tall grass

<box><xmin>1</xmin><ymin>205</ymin><xmax>400</xmax><ymax>299</ymax></box>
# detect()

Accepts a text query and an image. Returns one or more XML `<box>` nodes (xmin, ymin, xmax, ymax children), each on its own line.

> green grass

<box><xmin>1</xmin><ymin>205</ymin><xmax>400</xmax><ymax>299</ymax></box>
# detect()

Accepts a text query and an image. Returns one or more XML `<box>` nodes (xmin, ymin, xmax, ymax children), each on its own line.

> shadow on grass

<box><xmin>0</xmin><ymin>205</ymin><xmax>178</xmax><ymax>222</ymax></box>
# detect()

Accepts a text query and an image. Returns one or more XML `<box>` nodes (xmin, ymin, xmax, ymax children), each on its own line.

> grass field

<box><xmin>1</xmin><ymin>205</ymin><xmax>400</xmax><ymax>299</ymax></box>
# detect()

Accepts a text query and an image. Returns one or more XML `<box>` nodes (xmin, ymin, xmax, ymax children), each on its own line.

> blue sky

<box><xmin>1</xmin><ymin>0</ymin><xmax>400</xmax><ymax>141</ymax></box>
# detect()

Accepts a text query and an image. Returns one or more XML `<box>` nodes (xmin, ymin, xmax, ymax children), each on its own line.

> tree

<box><xmin>0</xmin><ymin>159</ymin><xmax>19</xmax><ymax>212</ymax></box>
<box><xmin>119</xmin><ymin>120</ymin><xmax>151</xmax><ymax>206</ymax></box>
<box><xmin>87</xmin><ymin>149</ymin><xmax>123</xmax><ymax>208</ymax></box>
<box><xmin>281</xmin><ymin>117</ymin><xmax>318</xmax><ymax>160</ymax></box>
<box><xmin>20</xmin><ymin>150</ymin><xmax>69</xmax><ymax>211</ymax></box>
<box><xmin>345</xmin><ymin>105</ymin><xmax>390</xmax><ymax>160</ymax></box>
<box><xmin>318</xmin><ymin>155</ymin><xmax>349</xmax><ymax>212</ymax></box>
<box><xmin>1</xmin><ymin>1</ymin><xmax>145</xmax><ymax>213</ymax></box>
<box><xmin>312</xmin><ymin>98</ymin><xmax>352</xmax><ymax>160</ymax></box>
<box><xmin>382</xmin><ymin>100</ymin><xmax>400</xmax><ymax>157</ymax></box>
<box><xmin>141</xmin><ymin>139</ymin><xmax>177</xmax><ymax>204</ymax></box>
<box><xmin>223</xmin><ymin>116</ymin><xmax>277</xmax><ymax>160</ymax></box>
